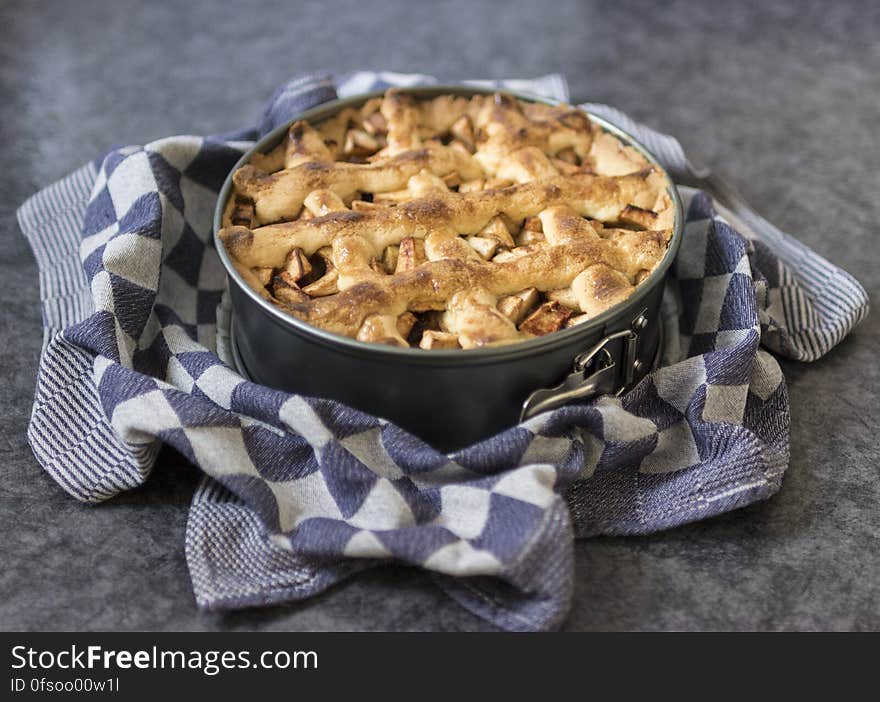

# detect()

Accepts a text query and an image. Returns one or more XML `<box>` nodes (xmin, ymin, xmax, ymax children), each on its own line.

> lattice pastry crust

<box><xmin>219</xmin><ymin>90</ymin><xmax>675</xmax><ymax>349</ymax></box>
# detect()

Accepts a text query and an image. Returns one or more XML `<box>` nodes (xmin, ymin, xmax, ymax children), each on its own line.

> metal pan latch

<box><xmin>520</xmin><ymin>312</ymin><xmax>648</xmax><ymax>421</ymax></box>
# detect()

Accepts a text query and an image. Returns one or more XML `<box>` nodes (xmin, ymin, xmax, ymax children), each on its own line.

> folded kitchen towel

<box><xmin>17</xmin><ymin>72</ymin><xmax>869</xmax><ymax>631</ymax></box>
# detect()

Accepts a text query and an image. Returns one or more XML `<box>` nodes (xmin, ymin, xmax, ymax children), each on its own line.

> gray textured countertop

<box><xmin>2</xmin><ymin>0</ymin><xmax>877</xmax><ymax>631</ymax></box>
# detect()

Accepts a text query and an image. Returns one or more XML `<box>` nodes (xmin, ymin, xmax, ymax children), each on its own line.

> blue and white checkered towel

<box><xmin>17</xmin><ymin>72</ymin><xmax>869</xmax><ymax>631</ymax></box>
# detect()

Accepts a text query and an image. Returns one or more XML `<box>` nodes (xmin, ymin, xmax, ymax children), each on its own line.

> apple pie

<box><xmin>218</xmin><ymin>89</ymin><xmax>675</xmax><ymax>350</ymax></box>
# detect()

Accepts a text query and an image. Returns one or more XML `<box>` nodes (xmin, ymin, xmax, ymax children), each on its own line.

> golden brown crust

<box><xmin>218</xmin><ymin>90</ymin><xmax>674</xmax><ymax>348</ymax></box>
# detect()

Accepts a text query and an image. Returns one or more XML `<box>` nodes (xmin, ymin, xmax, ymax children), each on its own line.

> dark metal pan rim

<box><xmin>213</xmin><ymin>85</ymin><xmax>683</xmax><ymax>363</ymax></box>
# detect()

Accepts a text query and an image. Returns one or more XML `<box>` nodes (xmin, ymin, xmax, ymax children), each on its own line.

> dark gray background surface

<box><xmin>1</xmin><ymin>0</ymin><xmax>877</xmax><ymax>631</ymax></box>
